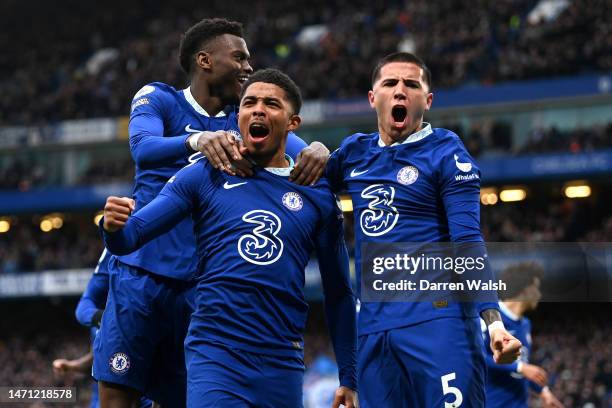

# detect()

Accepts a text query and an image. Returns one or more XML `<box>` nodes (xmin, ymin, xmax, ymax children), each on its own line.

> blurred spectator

<box><xmin>0</xmin><ymin>216</ymin><xmax>102</xmax><ymax>274</ymax></box>
<box><xmin>1</xmin><ymin>0</ymin><xmax>611</xmax><ymax>125</ymax></box>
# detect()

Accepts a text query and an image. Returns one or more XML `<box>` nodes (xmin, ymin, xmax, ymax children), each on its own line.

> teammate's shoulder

<box><xmin>335</xmin><ymin>132</ymin><xmax>378</xmax><ymax>154</ymax></box>
<box><xmin>431</xmin><ymin>127</ymin><xmax>464</xmax><ymax>148</ymax></box>
<box><xmin>131</xmin><ymin>82</ymin><xmax>178</xmax><ymax>101</ymax></box>
<box><xmin>172</xmin><ymin>155</ymin><xmax>216</xmax><ymax>181</ymax></box>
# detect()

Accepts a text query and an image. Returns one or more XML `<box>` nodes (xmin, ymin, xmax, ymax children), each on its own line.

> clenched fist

<box><xmin>103</xmin><ymin>196</ymin><xmax>135</xmax><ymax>232</ymax></box>
<box><xmin>490</xmin><ymin>327</ymin><xmax>522</xmax><ymax>364</ymax></box>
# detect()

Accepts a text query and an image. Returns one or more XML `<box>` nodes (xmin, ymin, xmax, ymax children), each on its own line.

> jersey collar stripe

<box><xmin>377</xmin><ymin>122</ymin><xmax>433</xmax><ymax>147</ymax></box>
<box><xmin>183</xmin><ymin>87</ymin><xmax>227</xmax><ymax>118</ymax></box>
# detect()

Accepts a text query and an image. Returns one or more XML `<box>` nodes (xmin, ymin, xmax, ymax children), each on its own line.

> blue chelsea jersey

<box><xmin>101</xmin><ymin>159</ymin><xmax>357</xmax><ymax>388</ymax></box>
<box><xmin>483</xmin><ymin>302</ymin><xmax>542</xmax><ymax>408</ymax></box>
<box><xmin>117</xmin><ymin>82</ymin><xmax>307</xmax><ymax>280</ymax></box>
<box><xmin>327</xmin><ymin>124</ymin><xmax>497</xmax><ymax>334</ymax></box>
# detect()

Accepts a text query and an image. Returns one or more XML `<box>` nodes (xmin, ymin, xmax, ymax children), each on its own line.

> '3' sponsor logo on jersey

<box><xmin>238</xmin><ymin>210</ymin><xmax>284</xmax><ymax>265</ymax></box>
<box><xmin>359</xmin><ymin>184</ymin><xmax>398</xmax><ymax>236</ymax></box>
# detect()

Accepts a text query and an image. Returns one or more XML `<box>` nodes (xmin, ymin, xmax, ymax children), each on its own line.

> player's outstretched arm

<box><xmin>315</xmin><ymin>200</ymin><xmax>358</xmax><ymax>394</ymax></box>
<box><xmin>52</xmin><ymin>351</ymin><xmax>93</xmax><ymax>376</ymax></box>
<box><xmin>102</xmin><ymin>163</ymin><xmax>204</xmax><ymax>256</ymax></box>
<box><xmin>101</xmin><ymin>194</ymin><xmax>188</xmax><ymax>255</ymax></box>
<box><xmin>482</xmin><ymin>309</ymin><xmax>522</xmax><ymax>364</ymax></box>
<box><xmin>540</xmin><ymin>386</ymin><xmax>564</xmax><ymax>408</ymax></box>
<box><xmin>290</xmin><ymin>141</ymin><xmax>330</xmax><ymax>186</ymax></box>
<box><xmin>331</xmin><ymin>386</ymin><xmax>358</xmax><ymax>408</ymax></box>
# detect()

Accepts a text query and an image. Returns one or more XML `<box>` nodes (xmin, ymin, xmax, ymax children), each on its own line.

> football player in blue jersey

<box><xmin>94</xmin><ymin>18</ymin><xmax>329</xmax><ymax>408</ymax></box>
<box><xmin>99</xmin><ymin>68</ymin><xmax>357</xmax><ymax>408</ymax></box>
<box><xmin>325</xmin><ymin>52</ymin><xmax>522</xmax><ymax>407</ymax></box>
<box><xmin>53</xmin><ymin>249</ymin><xmax>151</xmax><ymax>408</ymax></box>
<box><xmin>483</xmin><ymin>262</ymin><xmax>563</xmax><ymax>408</ymax></box>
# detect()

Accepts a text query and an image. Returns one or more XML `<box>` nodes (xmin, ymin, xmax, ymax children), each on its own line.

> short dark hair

<box><xmin>240</xmin><ymin>68</ymin><xmax>303</xmax><ymax>114</ymax></box>
<box><xmin>371</xmin><ymin>52</ymin><xmax>432</xmax><ymax>91</ymax></box>
<box><xmin>179</xmin><ymin>18</ymin><xmax>244</xmax><ymax>75</ymax></box>
<box><xmin>499</xmin><ymin>261</ymin><xmax>544</xmax><ymax>300</ymax></box>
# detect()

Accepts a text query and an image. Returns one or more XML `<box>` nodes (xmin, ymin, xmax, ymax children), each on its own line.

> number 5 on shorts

<box><xmin>441</xmin><ymin>372</ymin><xmax>463</xmax><ymax>408</ymax></box>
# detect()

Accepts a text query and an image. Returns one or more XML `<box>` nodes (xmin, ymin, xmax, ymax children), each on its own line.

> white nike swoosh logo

<box><xmin>350</xmin><ymin>168</ymin><xmax>369</xmax><ymax>177</ymax></box>
<box><xmin>223</xmin><ymin>181</ymin><xmax>248</xmax><ymax>189</ymax></box>
<box><xmin>185</xmin><ymin>124</ymin><xmax>203</xmax><ymax>133</ymax></box>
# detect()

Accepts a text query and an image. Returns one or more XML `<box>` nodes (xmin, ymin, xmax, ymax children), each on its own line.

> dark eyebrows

<box><xmin>241</xmin><ymin>95</ymin><xmax>282</xmax><ymax>105</ymax></box>
<box><xmin>380</xmin><ymin>77</ymin><xmax>423</xmax><ymax>89</ymax></box>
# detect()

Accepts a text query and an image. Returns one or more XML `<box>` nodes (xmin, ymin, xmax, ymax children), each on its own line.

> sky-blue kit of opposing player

<box><xmin>76</xmin><ymin>249</ymin><xmax>151</xmax><ymax>408</ymax></box>
<box><xmin>482</xmin><ymin>302</ymin><xmax>543</xmax><ymax>408</ymax></box>
<box><xmin>93</xmin><ymin>82</ymin><xmax>309</xmax><ymax>406</ymax></box>
<box><xmin>100</xmin><ymin>157</ymin><xmax>357</xmax><ymax>408</ymax></box>
<box><xmin>326</xmin><ymin>124</ymin><xmax>499</xmax><ymax>407</ymax></box>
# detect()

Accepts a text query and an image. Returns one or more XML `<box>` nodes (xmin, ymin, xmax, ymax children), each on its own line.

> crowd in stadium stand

<box><xmin>0</xmin><ymin>217</ymin><xmax>101</xmax><ymax>274</ymax></box>
<box><xmin>0</xmin><ymin>121</ymin><xmax>610</xmax><ymax>190</ymax></box>
<box><xmin>1</xmin><ymin>198</ymin><xmax>610</xmax><ymax>275</ymax></box>
<box><xmin>1</xmin><ymin>0</ymin><xmax>611</xmax><ymax>125</ymax></box>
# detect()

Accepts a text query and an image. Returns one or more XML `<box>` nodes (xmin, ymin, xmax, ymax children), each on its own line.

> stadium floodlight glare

<box><xmin>0</xmin><ymin>219</ymin><xmax>10</xmax><ymax>233</ymax></box>
<box><xmin>480</xmin><ymin>188</ymin><xmax>498</xmax><ymax>205</ymax></box>
<box><xmin>499</xmin><ymin>188</ymin><xmax>527</xmax><ymax>202</ymax></box>
<box><xmin>339</xmin><ymin>195</ymin><xmax>353</xmax><ymax>212</ymax></box>
<box><xmin>93</xmin><ymin>211</ymin><xmax>104</xmax><ymax>226</ymax></box>
<box><xmin>40</xmin><ymin>219</ymin><xmax>53</xmax><ymax>232</ymax></box>
<box><xmin>51</xmin><ymin>215</ymin><xmax>64</xmax><ymax>229</ymax></box>
<box><xmin>564</xmin><ymin>184</ymin><xmax>591</xmax><ymax>198</ymax></box>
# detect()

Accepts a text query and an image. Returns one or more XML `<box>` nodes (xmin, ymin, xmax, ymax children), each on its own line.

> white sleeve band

<box><xmin>189</xmin><ymin>133</ymin><xmax>200</xmax><ymax>151</ymax></box>
<box><xmin>488</xmin><ymin>320</ymin><xmax>505</xmax><ymax>337</ymax></box>
<box><xmin>516</xmin><ymin>361</ymin><xmax>523</xmax><ymax>373</ymax></box>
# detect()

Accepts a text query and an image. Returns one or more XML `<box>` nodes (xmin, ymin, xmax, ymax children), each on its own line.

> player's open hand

<box><xmin>103</xmin><ymin>196</ymin><xmax>135</xmax><ymax>232</ymax></box>
<box><xmin>331</xmin><ymin>386</ymin><xmax>358</xmax><ymax>408</ymax></box>
<box><xmin>490</xmin><ymin>328</ymin><xmax>522</xmax><ymax>364</ymax></box>
<box><xmin>193</xmin><ymin>130</ymin><xmax>253</xmax><ymax>177</ymax></box>
<box><xmin>290</xmin><ymin>141</ymin><xmax>329</xmax><ymax>185</ymax></box>
<box><xmin>521</xmin><ymin>363</ymin><xmax>548</xmax><ymax>386</ymax></box>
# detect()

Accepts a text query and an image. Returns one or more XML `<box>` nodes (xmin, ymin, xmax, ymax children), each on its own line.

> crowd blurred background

<box><xmin>1</xmin><ymin>0</ymin><xmax>612</xmax><ymax>125</ymax></box>
<box><xmin>1</xmin><ymin>0</ymin><xmax>611</xmax><ymax>406</ymax></box>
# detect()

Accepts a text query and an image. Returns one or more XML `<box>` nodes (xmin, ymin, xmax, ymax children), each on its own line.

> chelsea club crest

<box><xmin>282</xmin><ymin>192</ymin><xmax>303</xmax><ymax>211</ymax></box>
<box><xmin>397</xmin><ymin>166</ymin><xmax>419</xmax><ymax>185</ymax></box>
<box><xmin>109</xmin><ymin>352</ymin><xmax>130</xmax><ymax>374</ymax></box>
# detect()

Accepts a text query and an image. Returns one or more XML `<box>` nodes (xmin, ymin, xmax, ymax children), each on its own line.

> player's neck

<box><xmin>503</xmin><ymin>301</ymin><xmax>526</xmax><ymax>318</ymax></box>
<box><xmin>379</xmin><ymin>121</ymin><xmax>423</xmax><ymax>146</ymax></box>
<box><xmin>255</xmin><ymin>151</ymin><xmax>289</xmax><ymax>168</ymax></box>
<box><xmin>190</xmin><ymin>79</ymin><xmax>225</xmax><ymax>116</ymax></box>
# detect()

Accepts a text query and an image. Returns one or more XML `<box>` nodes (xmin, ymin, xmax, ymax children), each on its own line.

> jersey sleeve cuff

<box><xmin>339</xmin><ymin>374</ymin><xmax>357</xmax><ymax>391</ymax></box>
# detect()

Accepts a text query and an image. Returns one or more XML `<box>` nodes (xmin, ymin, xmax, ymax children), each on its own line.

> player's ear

<box><xmin>425</xmin><ymin>92</ymin><xmax>433</xmax><ymax>111</ymax></box>
<box><xmin>196</xmin><ymin>51</ymin><xmax>213</xmax><ymax>71</ymax></box>
<box><xmin>287</xmin><ymin>114</ymin><xmax>301</xmax><ymax>132</ymax></box>
<box><xmin>368</xmin><ymin>90</ymin><xmax>376</xmax><ymax>109</ymax></box>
